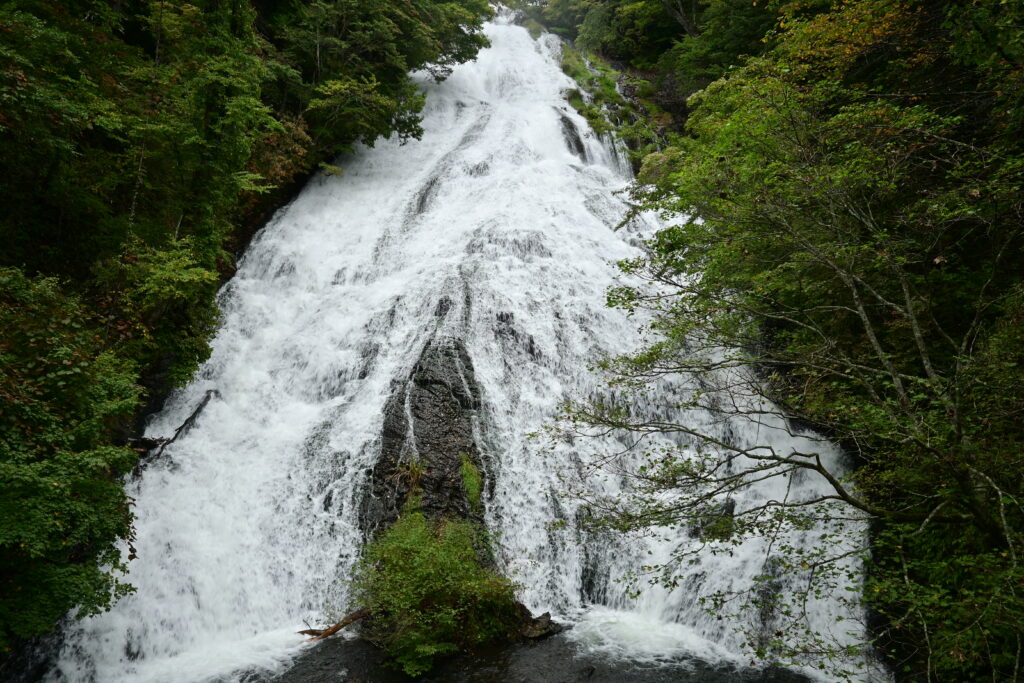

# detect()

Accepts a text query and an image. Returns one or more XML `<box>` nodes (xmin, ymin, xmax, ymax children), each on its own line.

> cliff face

<box><xmin>356</xmin><ymin>322</ymin><xmax>561</xmax><ymax>657</ymax></box>
<box><xmin>361</xmin><ymin>334</ymin><xmax>485</xmax><ymax>537</ymax></box>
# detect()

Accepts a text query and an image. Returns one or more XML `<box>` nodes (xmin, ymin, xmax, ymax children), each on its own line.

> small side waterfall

<box><xmin>50</xmin><ymin>12</ymin><xmax>879</xmax><ymax>683</ymax></box>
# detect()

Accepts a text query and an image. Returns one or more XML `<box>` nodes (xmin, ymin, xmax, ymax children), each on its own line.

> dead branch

<box><xmin>153</xmin><ymin>389</ymin><xmax>220</xmax><ymax>458</ymax></box>
<box><xmin>300</xmin><ymin>607</ymin><xmax>371</xmax><ymax>641</ymax></box>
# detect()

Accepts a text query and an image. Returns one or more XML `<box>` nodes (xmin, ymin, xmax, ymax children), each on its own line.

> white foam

<box><xmin>568</xmin><ymin>606</ymin><xmax>740</xmax><ymax>666</ymax></box>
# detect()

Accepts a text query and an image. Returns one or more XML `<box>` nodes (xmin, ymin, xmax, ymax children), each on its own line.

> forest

<box><xmin>2</xmin><ymin>0</ymin><xmax>1022</xmax><ymax>681</ymax></box>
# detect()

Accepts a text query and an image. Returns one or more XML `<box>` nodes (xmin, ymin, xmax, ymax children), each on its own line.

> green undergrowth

<box><xmin>0</xmin><ymin>268</ymin><xmax>141</xmax><ymax>651</ymax></box>
<box><xmin>522</xmin><ymin>16</ymin><xmax>545</xmax><ymax>39</ymax></box>
<box><xmin>353</xmin><ymin>461</ymin><xmax>514</xmax><ymax>676</ymax></box>
<box><xmin>354</xmin><ymin>509</ymin><xmax>519</xmax><ymax>677</ymax></box>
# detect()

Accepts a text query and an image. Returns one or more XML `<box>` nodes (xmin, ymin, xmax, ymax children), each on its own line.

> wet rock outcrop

<box><xmin>360</xmin><ymin>337</ymin><xmax>483</xmax><ymax>537</ymax></box>
<box><xmin>358</xmin><ymin>329</ymin><xmax>561</xmax><ymax>645</ymax></box>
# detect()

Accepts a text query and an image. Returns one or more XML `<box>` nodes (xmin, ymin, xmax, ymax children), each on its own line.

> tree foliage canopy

<box><xmin>545</xmin><ymin>0</ymin><xmax>1024</xmax><ymax>679</ymax></box>
<box><xmin>0</xmin><ymin>269</ymin><xmax>140</xmax><ymax>650</ymax></box>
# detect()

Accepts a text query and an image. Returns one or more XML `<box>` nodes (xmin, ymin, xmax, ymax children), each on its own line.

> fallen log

<box><xmin>127</xmin><ymin>436</ymin><xmax>168</xmax><ymax>454</ymax></box>
<box><xmin>154</xmin><ymin>389</ymin><xmax>220</xmax><ymax>458</ymax></box>
<box><xmin>299</xmin><ymin>607</ymin><xmax>371</xmax><ymax>641</ymax></box>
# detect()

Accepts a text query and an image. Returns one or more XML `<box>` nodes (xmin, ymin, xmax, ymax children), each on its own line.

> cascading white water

<box><xmin>51</xmin><ymin>11</ymin><xmax>881</xmax><ymax>682</ymax></box>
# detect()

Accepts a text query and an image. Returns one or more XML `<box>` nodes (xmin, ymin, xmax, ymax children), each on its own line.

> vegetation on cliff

<box><xmin>529</xmin><ymin>0</ymin><xmax>1024</xmax><ymax>679</ymax></box>
<box><xmin>354</xmin><ymin>508</ymin><xmax>519</xmax><ymax>677</ymax></box>
<box><xmin>348</xmin><ymin>337</ymin><xmax>525</xmax><ymax>676</ymax></box>
<box><xmin>0</xmin><ymin>0</ymin><xmax>493</xmax><ymax>653</ymax></box>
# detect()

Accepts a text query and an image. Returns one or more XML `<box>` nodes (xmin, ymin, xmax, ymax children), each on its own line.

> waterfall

<box><xmin>50</xmin><ymin>11</ymin><xmax>880</xmax><ymax>683</ymax></box>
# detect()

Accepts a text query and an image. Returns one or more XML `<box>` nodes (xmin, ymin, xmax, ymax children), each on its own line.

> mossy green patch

<box><xmin>354</xmin><ymin>512</ymin><xmax>520</xmax><ymax>677</ymax></box>
<box><xmin>566</xmin><ymin>88</ymin><xmax>586</xmax><ymax>112</ymax></box>
<box><xmin>559</xmin><ymin>44</ymin><xmax>626</xmax><ymax>138</ymax></box>
<box><xmin>557</xmin><ymin>41</ymin><xmax>670</xmax><ymax>161</ymax></box>
<box><xmin>699</xmin><ymin>512</ymin><xmax>735</xmax><ymax>542</ymax></box>
<box><xmin>460</xmin><ymin>452</ymin><xmax>482</xmax><ymax>512</ymax></box>
<box><xmin>522</xmin><ymin>17</ymin><xmax>545</xmax><ymax>39</ymax></box>
<box><xmin>560</xmin><ymin>43</ymin><xmax>592</xmax><ymax>85</ymax></box>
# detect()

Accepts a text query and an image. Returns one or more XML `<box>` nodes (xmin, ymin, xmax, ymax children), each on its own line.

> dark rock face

<box><xmin>357</xmin><ymin>330</ymin><xmax>560</xmax><ymax>645</ymax></box>
<box><xmin>266</xmin><ymin>632</ymin><xmax>813</xmax><ymax>683</ymax></box>
<box><xmin>0</xmin><ymin>632</ymin><xmax>62</xmax><ymax>683</ymax></box>
<box><xmin>558</xmin><ymin>110</ymin><xmax>588</xmax><ymax>162</ymax></box>
<box><xmin>517</xmin><ymin>609</ymin><xmax>563</xmax><ymax>640</ymax></box>
<box><xmin>360</xmin><ymin>336</ymin><xmax>484</xmax><ymax>538</ymax></box>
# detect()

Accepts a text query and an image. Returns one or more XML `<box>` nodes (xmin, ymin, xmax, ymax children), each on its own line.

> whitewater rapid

<box><xmin>50</xmin><ymin>12</ymin><xmax>879</xmax><ymax>683</ymax></box>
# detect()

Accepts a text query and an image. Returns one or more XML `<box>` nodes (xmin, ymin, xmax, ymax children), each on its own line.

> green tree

<box><xmin>0</xmin><ymin>269</ymin><xmax>141</xmax><ymax>652</ymax></box>
<box><xmin>261</xmin><ymin>0</ymin><xmax>492</xmax><ymax>156</ymax></box>
<box><xmin>565</xmin><ymin>0</ymin><xmax>1024</xmax><ymax>678</ymax></box>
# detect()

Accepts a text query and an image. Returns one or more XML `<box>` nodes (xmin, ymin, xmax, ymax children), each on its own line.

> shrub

<box><xmin>355</xmin><ymin>512</ymin><xmax>519</xmax><ymax>676</ymax></box>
